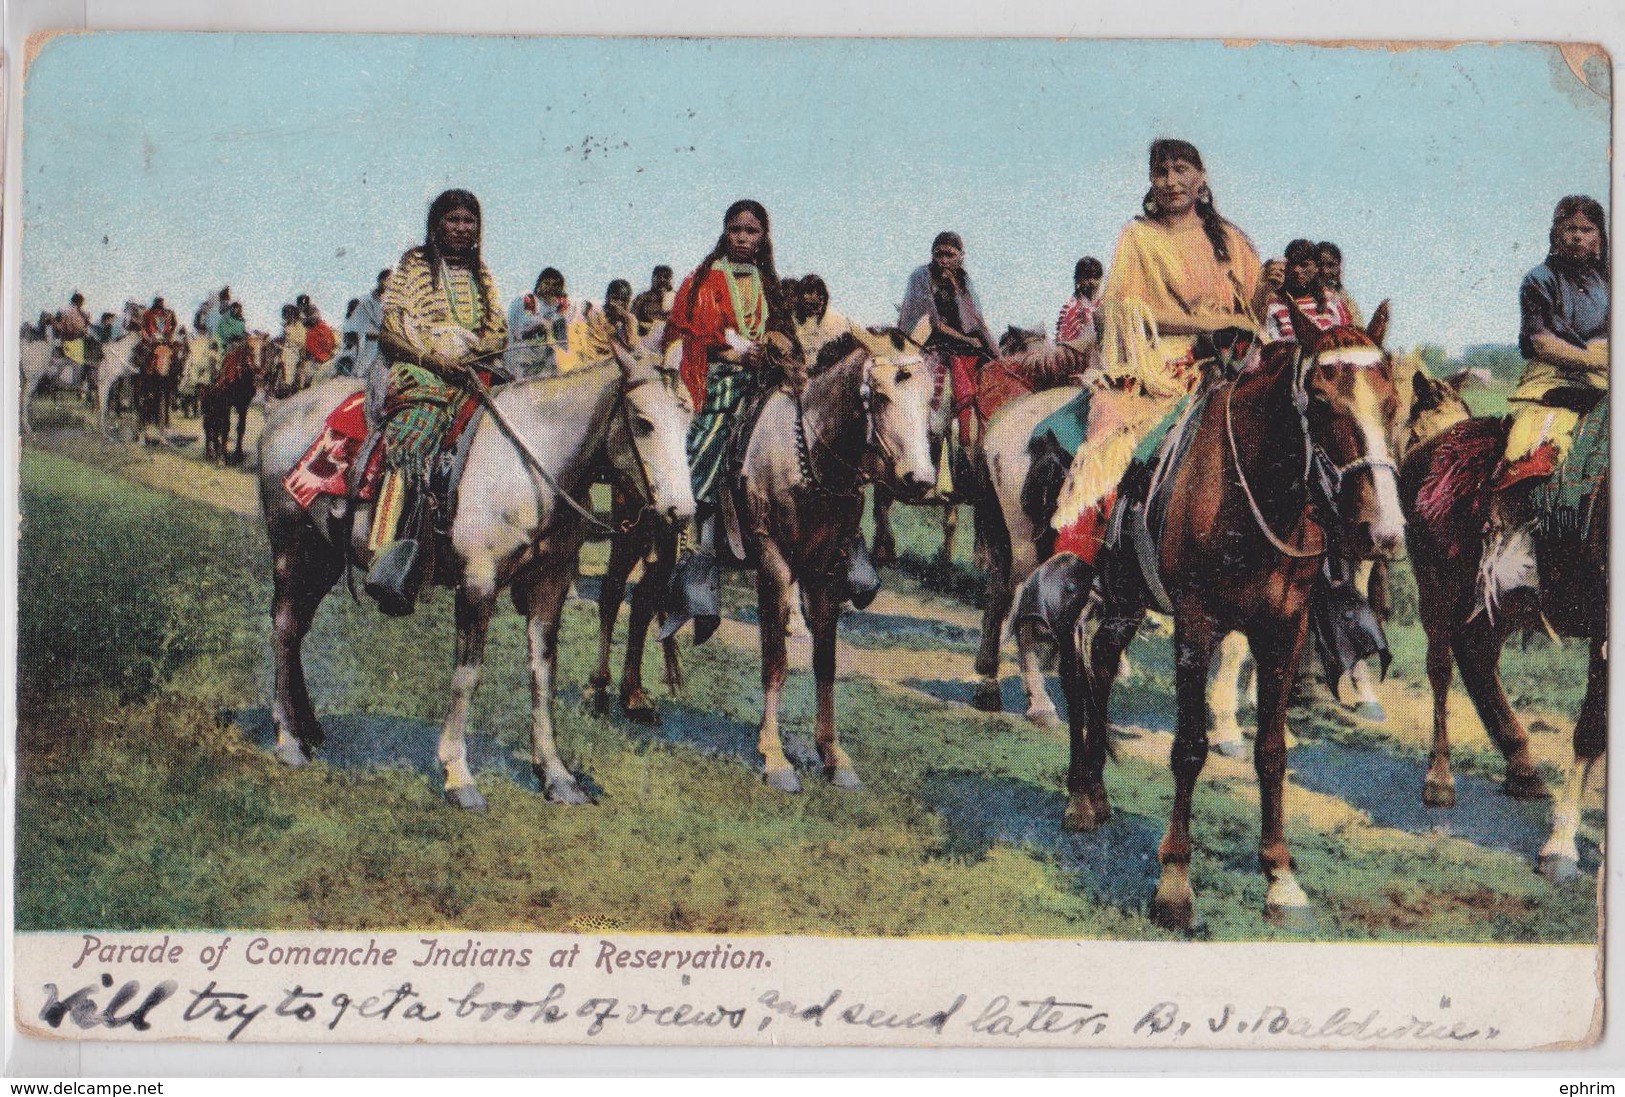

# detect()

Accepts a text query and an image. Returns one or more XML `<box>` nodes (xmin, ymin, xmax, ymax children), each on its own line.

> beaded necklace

<box><xmin>715</xmin><ymin>258</ymin><xmax>768</xmax><ymax>342</ymax></box>
<box><xmin>439</xmin><ymin>260</ymin><xmax>484</xmax><ymax>331</ymax></box>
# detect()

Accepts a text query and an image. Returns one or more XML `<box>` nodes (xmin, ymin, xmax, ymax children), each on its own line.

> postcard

<box><xmin>8</xmin><ymin>30</ymin><xmax>1610</xmax><ymax>1053</ymax></box>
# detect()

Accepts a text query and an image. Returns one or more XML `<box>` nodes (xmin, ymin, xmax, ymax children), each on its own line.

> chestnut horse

<box><xmin>1399</xmin><ymin>372</ymin><xmax>1606</xmax><ymax>881</ymax></box>
<box><xmin>202</xmin><ymin>334</ymin><xmax>267</xmax><ymax>464</ymax></box>
<box><xmin>1062</xmin><ymin>310</ymin><xmax>1405</xmax><ymax>929</ymax></box>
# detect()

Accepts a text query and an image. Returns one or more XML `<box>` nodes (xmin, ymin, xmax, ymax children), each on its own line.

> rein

<box><xmin>796</xmin><ymin>356</ymin><xmax>879</xmax><ymax>496</ymax></box>
<box><xmin>1224</xmin><ymin>377</ymin><xmax>1323</xmax><ymax>559</ymax></box>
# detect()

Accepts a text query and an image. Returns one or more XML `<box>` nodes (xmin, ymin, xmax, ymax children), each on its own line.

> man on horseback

<box><xmin>364</xmin><ymin>188</ymin><xmax>509</xmax><ymax>615</ymax></box>
<box><xmin>898</xmin><ymin>231</ymin><xmax>1000</xmax><ymax>459</ymax></box>
<box><xmin>54</xmin><ymin>292</ymin><xmax>91</xmax><ymax>392</ymax></box>
<box><xmin>1481</xmin><ymin>195</ymin><xmax>1609</xmax><ymax>614</ymax></box>
<box><xmin>1263</xmin><ymin>239</ymin><xmax>1354</xmax><ymax>344</ymax></box>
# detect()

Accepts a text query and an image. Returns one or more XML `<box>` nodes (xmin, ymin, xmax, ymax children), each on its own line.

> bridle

<box><xmin>1224</xmin><ymin>349</ymin><xmax>1397</xmax><ymax>558</ymax></box>
<box><xmin>797</xmin><ymin>351</ymin><xmax>919</xmax><ymax>496</ymax></box>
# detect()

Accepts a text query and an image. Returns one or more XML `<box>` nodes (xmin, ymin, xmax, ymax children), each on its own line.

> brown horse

<box><xmin>730</xmin><ymin>330</ymin><xmax>936</xmax><ymax>791</ymax></box>
<box><xmin>134</xmin><ymin>340</ymin><xmax>182</xmax><ymax>441</ymax></box>
<box><xmin>202</xmin><ymin>334</ymin><xmax>267</xmax><ymax>464</ymax></box>
<box><xmin>1399</xmin><ymin>372</ymin><xmax>1606</xmax><ymax>880</ymax></box>
<box><xmin>1061</xmin><ymin>311</ymin><xmax>1405</xmax><ymax>929</ymax></box>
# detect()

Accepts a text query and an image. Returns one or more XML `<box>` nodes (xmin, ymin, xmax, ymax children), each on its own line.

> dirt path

<box><xmin>26</xmin><ymin>421</ymin><xmax>1601</xmax><ymax>836</ymax></box>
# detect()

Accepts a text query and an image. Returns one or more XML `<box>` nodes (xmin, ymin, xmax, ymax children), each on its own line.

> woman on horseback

<box><xmin>662</xmin><ymin>199</ymin><xmax>803</xmax><ymax>641</ymax></box>
<box><xmin>1022</xmin><ymin>138</ymin><xmax>1270</xmax><ymax>622</ymax></box>
<box><xmin>1483</xmin><ymin>195</ymin><xmax>1609</xmax><ymax>605</ymax></box>
<box><xmin>364</xmin><ymin>188</ymin><xmax>508</xmax><ymax>614</ymax></box>
<box><xmin>898</xmin><ymin>231</ymin><xmax>1000</xmax><ymax>457</ymax></box>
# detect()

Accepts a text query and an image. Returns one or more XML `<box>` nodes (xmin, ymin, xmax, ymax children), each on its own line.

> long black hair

<box><xmin>680</xmin><ymin>198</ymin><xmax>793</xmax><ymax>337</ymax></box>
<box><xmin>423</xmin><ymin>189</ymin><xmax>489</xmax><ymax>313</ymax></box>
<box><xmin>1143</xmin><ymin>139</ymin><xmax>1231</xmax><ymax>264</ymax></box>
<box><xmin>1547</xmin><ymin>195</ymin><xmax>1609</xmax><ymax>276</ymax></box>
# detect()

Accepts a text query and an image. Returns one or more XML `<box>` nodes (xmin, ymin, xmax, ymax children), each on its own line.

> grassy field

<box><xmin>13</xmin><ymin>438</ymin><xmax>1599</xmax><ymax>942</ymax></box>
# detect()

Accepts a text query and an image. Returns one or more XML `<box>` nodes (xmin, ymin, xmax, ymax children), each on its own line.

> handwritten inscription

<box><xmin>33</xmin><ymin>972</ymin><xmax>1505</xmax><ymax>1045</ymax></box>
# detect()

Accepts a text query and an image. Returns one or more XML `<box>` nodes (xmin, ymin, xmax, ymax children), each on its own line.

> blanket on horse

<box><xmin>283</xmin><ymin>389</ymin><xmax>484</xmax><ymax>511</ymax></box>
<box><xmin>1533</xmin><ymin>399</ymin><xmax>1608</xmax><ymax>541</ymax></box>
<box><xmin>976</xmin><ymin>343</ymin><xmax>1090</xmax><ymax>426</ymax></box>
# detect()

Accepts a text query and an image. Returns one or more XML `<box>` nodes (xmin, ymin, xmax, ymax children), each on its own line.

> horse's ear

<box><xmin>1366</xmin><ymin>299</ymin><xmax>1391</xmax><ymax>349</ymax></box>
<box><xmin>1411</xmin><ymin>369</ymin><xmax>1440</xmax><ymax>410</ymax></box>
<box><xmin>1445</xmin><ymin>366</ymin><xmax>1487</xmax><ymax>392</ymax></box>
<box><xmin>907</xmin><ymin>315</ymin><xmax>932</xmax><ymax>348</ymax></box>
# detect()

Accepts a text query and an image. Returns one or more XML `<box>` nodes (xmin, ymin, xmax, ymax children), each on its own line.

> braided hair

<box><xmin>422</xmin><ymin>189</ymin><xmax>490</xmax><ymax>316</ymax></box>
<box><xmin>1143</xmin><ymin>139</ymin><xmax>1231</xmax><ymax>264</ymax></box>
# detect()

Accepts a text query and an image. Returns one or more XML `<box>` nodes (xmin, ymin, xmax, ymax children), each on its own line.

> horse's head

<box><xmin>846</xmin><ymin>327</ymin><xmax>937</xmax><ymax>501</ymax></box>
<box><xmin>606</xmin><ymin>338</ymin><xmax>696</xmax><ymax>525</ymax></box>
<box><xmin>1403</xmin><ymin>365</ymin><xmax>1480</xmax><ymax>459</ymax></box>
<box><xmin>999</xmin><ymin>324</ymin><xmax>1046</xmax><ymax>357</ymax></box>
<box><xmin>1287</xmin><ymin>299</ymin><xmax>1406</xmax><ymax>560</ymax></box>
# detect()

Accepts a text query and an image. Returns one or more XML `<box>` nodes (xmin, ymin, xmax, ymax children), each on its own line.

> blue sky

<box><xmin>19</xmin><ymin>34</ymin><xmax>1611</xmax><ymax>353</ymax></box>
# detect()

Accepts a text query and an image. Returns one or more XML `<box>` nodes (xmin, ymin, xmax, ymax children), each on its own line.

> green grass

<box><xmin>14</xmin><ymin>446</ymin><xmax>1597</xmax><ymax>942</ymax></box>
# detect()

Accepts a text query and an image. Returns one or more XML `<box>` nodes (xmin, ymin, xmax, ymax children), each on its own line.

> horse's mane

<box><xmin>1312</xmin><ymin>325</ymin><xmax>1380</xmax><ymax>355</ymax></box>
<box><xmin>811</xmin><ymin>327</ymin><xmax>910</xmax><ymax>377</ymax></box>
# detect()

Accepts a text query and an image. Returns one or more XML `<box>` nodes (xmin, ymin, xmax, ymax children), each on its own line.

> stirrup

<box><xmin>845</xmin><ymin>536</ymin><xmax>881</xmax><ymax>610</ymax></box>
<box><xmin>363</xmin><ymin>539</ymin><xmax>423</xmax><ymax>618</ymax></box>
<box><xmin>1013</xmin><ymin>552</ymin><xmax>1097</xmax><ymax>643</ymax></box>
<box><xmin>660</xmin><ymin>548</ymin><xmax>721</xmax><ymax>644</ymax></box>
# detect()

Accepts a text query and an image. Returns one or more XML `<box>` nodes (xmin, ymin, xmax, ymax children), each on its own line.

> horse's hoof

<box><xmin>764</xmin><ymin>767</ymin><xmax>802</xmax><ymax>794</ymax></box>
<box><xmin>1210</xmin><ymin>737</ymin><xmax>1248</xmax><ymax>760</ymax></box>
<box><xmin>1062</xmin><ymin>795</ymin><xmax>1104</xmax><ymax>832</ymax></box>
<box><xmin>1539</xmin><ymin>854</ymin><xmax>1581</xmax><ymax>884</ymax></box>
<box><xmin>1026</xmin><ymin>708</ymin><xmax>1063</xmax><ymax>732</ymax></box>
<box><xmin>1352</xmin><ymin>701</ymin><xmax>1387</xmax><ymax>723</ymax></box>
<box><xmin>970</xmin><ymin>680</ymin><xmax>1004</xmax><ymax>713</ymax></box>
<box><xmin>587</xmin><ymin>687</ymin><xmax>611</xmax><ymax>718</ymax></box>
<box><xmin>621</xmin><ymin>692</ymin><xmax>661</xmax><ymax>726</ymax></box>
<box><xmin>1149</xmin><ymin>895</ymin><xmax>1195</xmax><ymax>932</ymax></box>
<box><xmin>272</xmin><ymin>740</ymin><xmax>311</xmax><ymax>768</ymax></box>
<box><xmin>444</xmin><ymin>785</ymin><xmax>488</xmax><ymax>813</ymax></box>
<box><xmin>544</xmin><ymin>777</ymin><xmax>591</xmax><ymax>806</ymax></box>
<box><xmin>1422</xmin><ymin>779</ymin><xmax>1457</xmax><ymax>808</ymax></box>
<box><xmin>1504</xmin><ymin>769</ymin><xmax>1552</xmax><ymax>800</ymax></box>
<box><xmin>828</xmin><ymin>767</ymin><xmax>862</xmax><ymax>791</ymax></box>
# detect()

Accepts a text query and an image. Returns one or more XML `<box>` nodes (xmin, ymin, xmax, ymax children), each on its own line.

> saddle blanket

<box><xmin>282</xmin><ymin>389</ymin><xmax>483</xmax><ymax>510</ymax></box>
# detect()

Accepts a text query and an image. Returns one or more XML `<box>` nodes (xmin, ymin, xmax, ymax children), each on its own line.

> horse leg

<box><xmin>1151</xmin><ymin>603</ymin><xmax>1217</xmax><ymax>931</ymax></box>
<box><xmin>620</xmin><ymin>530</ymin><xmax>667</xmax><ymax>723</ymax></box>
<box><xmin>972</xmin><ymin>554</ymin><xmax>1013</xmax><ymax>713</ymax></box>
<box><xmin>1250</xmin><ymin>613</ymin><xmax>1313</xmax><ymax>926</ymax></box>
<box><xmin>1422</xmin><ymin>624</ymin><xmax>1457</xmax><ymax>807</ymax></box>
<box><xmin>1453</xmin><ymin>617</ymin><xmax>1548</xmax><ymax>799</ymax></box>
<box><xmin>1208</xmin><ymin>632</ymin><xmax>1251</xmax><ymax>758</ymax></box>
<box><xmin>437</xmin><ymin>575</ymin><xmax>498</xmax><ymax>811</ymax></box>
<box><xmin>269</xmin><ymin>525</ymin><xmax>343</xmax><ymax>767</ymax></box>
<box><xmin>517</xmin><ymin>569</ymin><xmax>590</xmax><ymax>805</ymax></box>
<box><xmin>755</xmin><ymin>541</ymin><xmax>800</xmax><ymax>793</ymax></box>
<box><xmin>233</xmin><ymin>400</ymin><xmax>249</xmax><ymax>464</ymax></box>
<box><xmin>934</xmin><ymin>502</ymin><xmax>958</xmax><ymax>579</ymax></box>
<box><xmin>590</xmin><ymin>523</ymin><xmax>637</xmax><ymax>718</ymax></box>
<box><xmin>808</xmin><ymin>579</ymin><xmax>860</xmax><ymax>789</ymax></box>
<box><xmin>1540</xmin><ymin>636</ymin><xmax>1607</xmax><ymax>881</ymax></box>
<box><xmin>649</xmin><ymin>524</ymin><xmax>684</xmax><ymax>696</ymax></box>
<box><xmin>1345</xmin><ymin>559</ymin><xmax>1387</xmax><ymax>721</ymax></box>
<box><xmin>870</xmin><ymin>487</ymin><xmax>897</xmax><ymax>567</ymax></box>
<box><xmin>1017</xmin><ymin>619</ymin><xmax>1061</xmax><ymax>729</ymax></box>
<box><xmin>1065</xmin><ymin>606</ymin><xmax>1142</xmax><ymax>830</ymax></box>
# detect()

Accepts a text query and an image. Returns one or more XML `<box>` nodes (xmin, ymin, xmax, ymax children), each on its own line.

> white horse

<box><xmin>257</xmin><ymin>343</ymin><xmax>695</xmax><ymax>810</ymax></box>
<box><xmin>94</xmin><ymin>333</ymin><xmax>145</xmax><ymax>438</ymax></box>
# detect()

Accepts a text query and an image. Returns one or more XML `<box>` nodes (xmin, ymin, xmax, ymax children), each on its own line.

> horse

<box><xmin>728</xmin><ymin>329</ymin><xmax>937</xmax><ymax>791</ymax></box>
<box><xmin>871</xmin><ymin>321</ymin><xmax>1046</xmax><ymax>578</ymax></box>
<box><xmin>1399</xmin><ymin>370</ymin><xmax>1606</xmax><ymax>881</ymax></box>
<box><xmin>1059</xmin><ymin>309</ymin><xmax>1405</xmax><ymax>930</ymax></box>
<box><xmin>92</xmin><ymin>333</ymin><xmax>145</xmax><ymax>437</ymax></box>
<box><xmin>203</xmin><ymin>334</ymin><xmax>268</xmax><ymax>464</ymax></box>
<box><xmin>132</xmin><ymin>340</ymin><xmax>183</xmax><ymax>442</ymax></box>
<box><xmin>257</xmin><ymin>344</ymin><xmax>695</xmax><ymax>810</ymax></box>
<box><xmin>19</xmin><ymin>337</ymin><xmax>83</xmax><ymax>434</ymax></box>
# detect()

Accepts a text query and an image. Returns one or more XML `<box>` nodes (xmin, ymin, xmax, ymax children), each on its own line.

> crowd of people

<box><xmin>21</xmin><ymin>137</ymin><xmax>1606</xmax><ymax>631</ymax></box>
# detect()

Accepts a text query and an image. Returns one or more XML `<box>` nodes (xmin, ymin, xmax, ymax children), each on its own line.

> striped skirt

<box><xmin>687</xmin><ymin>365</ymin><xmax>751</xmax><ymax>505</ymax></box>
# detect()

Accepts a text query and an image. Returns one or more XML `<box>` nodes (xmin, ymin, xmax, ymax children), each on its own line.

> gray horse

<box><xmin>258</xmin><ymin>347</ymin><xmax>694</xmax><ymax>810</ymax></box>
<box><xmin>729</xmin><ymin>329</ymin><xmax>937</xmax><ymax>791</ymax></box>
<box><xmin>92</xmin><ymin>333</ymin><xmax>145</xmax><ymax>438</ymax></box>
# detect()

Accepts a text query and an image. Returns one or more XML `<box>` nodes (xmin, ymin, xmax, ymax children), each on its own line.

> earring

<box><xmin>1197</xmin><ymin>183</ymin><xmax>1213</xmax><ymax>207</ymax></box>
<box><xmin>1143</xmin><ymin>196</ymin><xmax>1159</xmax><ymax>216</ymax></box>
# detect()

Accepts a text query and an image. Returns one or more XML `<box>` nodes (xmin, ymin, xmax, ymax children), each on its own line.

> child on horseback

<box><xmin>1482</xmin><ymin>195</ymin><xmax>1609</xmax><ymax>611</ymax></box>
<box><xmin>364</xmin><ymin>188</ymin><xmax>508</xmax><ymax>615</ymax></box>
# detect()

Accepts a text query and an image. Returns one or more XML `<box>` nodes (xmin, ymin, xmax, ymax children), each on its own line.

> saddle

<box><xmin>1532</xmin><ymin>395</ymin><xmax>1608</xmax><ymax>541</ymax></box>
